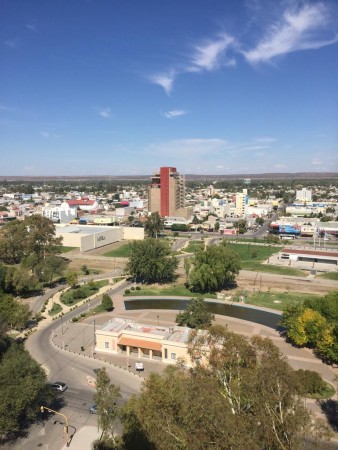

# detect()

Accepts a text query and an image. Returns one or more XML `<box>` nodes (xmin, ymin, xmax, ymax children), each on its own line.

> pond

<box><xmin>124</xmin><ymin>298</ymin><xmax>282</xmax><ymax>329</ymax></box>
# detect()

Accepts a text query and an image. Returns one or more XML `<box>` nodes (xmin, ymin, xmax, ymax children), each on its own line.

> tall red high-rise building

<box><xmin>148</xmin><ymin>167</ymin><xmax>186</xmax><ymax>217</ymax></box>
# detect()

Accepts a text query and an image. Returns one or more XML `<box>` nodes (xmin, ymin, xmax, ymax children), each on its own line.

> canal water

<box><xmin>124</xmin><ymin>298</ymin><xmax>282</xmax><ymax>329</ymax></box>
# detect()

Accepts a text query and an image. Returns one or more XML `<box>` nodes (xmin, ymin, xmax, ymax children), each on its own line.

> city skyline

<box><xmin>1</xmin><ymin>0</ymin><xmax>338</xmax><ymax>176</ymax></box>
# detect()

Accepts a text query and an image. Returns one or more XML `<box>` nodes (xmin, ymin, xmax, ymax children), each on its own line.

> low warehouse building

<box><xmin>95</xmin><ymin>317</ymin><xmax>193</xmax><ymax>367</ymax></box>
<box><xmin>279</xmin><ymin>248</ymin><xmax>338</xmax><ymax>266</ymax></box>
<box><xmin>55</xmin><ymin>224</ymin><xmax>144</xmax><ymax>252</ymax></box>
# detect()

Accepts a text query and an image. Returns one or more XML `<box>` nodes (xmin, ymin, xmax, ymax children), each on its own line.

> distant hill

<box><xmin>0</xmin><ymin>172</ymin><xmax>337</xmax><ymax>182</ymax></box>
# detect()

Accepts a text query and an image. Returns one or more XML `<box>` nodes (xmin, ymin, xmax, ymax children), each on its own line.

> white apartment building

<box><xmin>296</xmin><ymin>188</ymin><xmax>312</xmax><ymax>202</ymax></box>
<box><xmin>235</xmin><ymin>189</ymin><xmax>248</xmax><ymax>216</ymax></box>
<box><xmin>42</xmin><ymin>202</ymin><xmax>77</xmax><ymax>224</ymax></box>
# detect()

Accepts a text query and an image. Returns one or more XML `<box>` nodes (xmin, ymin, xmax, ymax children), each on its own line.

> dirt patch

<box><xmin>237</xmin><ymin>270</ymin><xmax>337</xmax><ymax>296</ymax></box>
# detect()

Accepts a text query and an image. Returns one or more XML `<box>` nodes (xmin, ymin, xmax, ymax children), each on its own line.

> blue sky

<box><xmin>1</xmin><ymin>0</ymin><xmax>337</xmax><ymax>176</ymax></box>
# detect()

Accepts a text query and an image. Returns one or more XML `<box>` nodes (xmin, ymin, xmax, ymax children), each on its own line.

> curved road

<box><xmin>7</xmin><ymin>280</ymin><xmax>140</xmax><ymax>450</ymax></box>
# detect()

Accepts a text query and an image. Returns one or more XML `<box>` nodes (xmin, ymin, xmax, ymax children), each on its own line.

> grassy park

<box><xmin>122</xmin><ymin>284</ymin><xmax>319</xmax><ymax>311</ymax></box>
<box><xmin>103</xmin><ymin>244</ymin><xmax>131</xmax><ymax>257</ymax></box>
<box><xmin>60</xmin><ymin>279</ymin><xmax>109</xmax><ymax>305</ymax></box>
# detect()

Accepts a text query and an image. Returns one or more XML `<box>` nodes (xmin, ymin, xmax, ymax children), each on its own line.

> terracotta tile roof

<box><xmin>67</xmin><ymin>200</ymin><xmax>95</xmax><ymax>206</ymax></box>
<box><xmin>118</xmin><ymin>337</ymin><xmax>162</xmax><ymax>351</ymax></box>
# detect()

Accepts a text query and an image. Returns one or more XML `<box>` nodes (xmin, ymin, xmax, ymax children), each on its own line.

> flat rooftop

<box><xmin>55</xmin><ymin>225</ymin><xmax>118</xmax><ymax>235</ymax></box>
<box><xmin>100</xmin><ymin>317</ymin><xmax>190</xmax><ymax>343</ymax></box>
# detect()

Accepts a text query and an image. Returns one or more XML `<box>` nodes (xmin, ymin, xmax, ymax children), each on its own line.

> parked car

<box><xmin>51</xmin><ymin>382</ymin><xmax>67</xmax><ymax>392</ymax></box>
<box><xmin>89</xmin><ymin>404</ymin><xmax>97</xmax><ymax>414</ymax></box>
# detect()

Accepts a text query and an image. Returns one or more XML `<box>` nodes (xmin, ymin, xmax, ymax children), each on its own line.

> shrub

<box><xmin>131</xmin><ymin>286</ymin><xmax>135</xmax><ymax>291</ymax></box>
<box><xmin>72</xmin><ymin>317</ymin><xmax>79</xmax><ymax>322</ymax></box>
<box><xmin>294</xmin><ymin>369</ymin><xmax>327</xmax><ymax>395</ymax></box>
<box><xmin>125</xmin><ymin>289</ymin><xmax>130</xmax><ymax>294</ymax></box>
<box><xmin>136</xmin><ymin>286</ymin><xmax>141</xmax><ymax>291</ymax></box>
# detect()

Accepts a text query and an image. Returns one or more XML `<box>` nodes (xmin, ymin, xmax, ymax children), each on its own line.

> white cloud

<box><xmin>162</xmin><ymin>109</ymin><xmax>187</xmax><ymax>119</ymax></box>
<box><xmin>26</xmin><ymin>24</ymin><xmax>37</xmax><ymax>33</ymax></box>
<box><xmin>40</xmin><ymin>131</ymin><xmax>61</xmax><ymax>139</ymax></box>
<box><xmin>97</xmin><ymin>107</ymin><xmax>112</xmax><ymax>119</ymax></box>
<box><xmin>4</xmin><ymin>39</ymin><xmax>18</xmax><ymax>48</ymax></box>
<box><xmin>312</xmin><ymin>158</ymin><xmax>323</xmax><ymax>165</ymax></box>
<box><xmin>254</xmin><ymin>137</ymin><xmax>276</xmax><ymax>143</ymax></box>
<box><xmin>147</xmin><ymin>138</ymin><xmax>229</xmax><ymax>158</ymax></box>
<box><xmin>274</xmin><ymin>164</ymin><xmax>288</xmax><ymax>169</ymax></box>
<box><xmin>215</xmin><ymin>165</ymin><xmax>224</xmax><ymax>170</ymax></box>
<box><xmin>243</xmin><ymin>3</ymin><xmax>338</xmax><ymax>63</ymax></box>
<box><xmin>148</xmin><ymin>71</ymin><xmax>176</xmax><ymax>95</ymax></box>
<box><xmin>190</xmin><ymin>33</ymin><xmax>235</xmax><ymax>71</ymax></box>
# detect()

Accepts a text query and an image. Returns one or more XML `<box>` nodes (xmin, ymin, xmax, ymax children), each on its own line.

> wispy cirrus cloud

<box><xmin>243</xmin><ymin>3</ymin><xmax>338</xmax><ymax>64</ymax></box>
<box><xmin>40</xmin><ymin>131</ymin><xmax>61</xmax><ymax>139</ymax></box>
<box><xmin>147</xmin><ymin>138</ymin><xmax>229</xmax><ymax>158</ymax></box>
<box><xmin>189</xmin><ymin>33</ymin><xmax>236</xmax><ymax>71</ymax></box>
<box><xmin>4</xmin><ymin>39</ymin><xmax>18</xmax><ymax>49</ymax></box>
<box><xmin>26</xmin><ymin>24</ymin><xmax>37</xmax><ymax>33</ymax></box>
<box><xmin>162</xmin><ymin>109</ymin><xmax>187</xmax><ymax>119</ymax></box>
<box><xmin>148</xmin><ymin>71</ymin><xmax>176</xmax><ymax>95</ymax></box>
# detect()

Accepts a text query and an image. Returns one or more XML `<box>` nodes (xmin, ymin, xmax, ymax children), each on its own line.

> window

<box><xmin>171</xmin><ymin>353</ymin><xmax>176</xmax><ymax>360</ymax></box>
<box><xmin>164</xmin><ymin>348</ymin><xmax>168</xmax><ymax>359</ymax></box>
<box><xmin>104</xmin><ymin>342</ymin><xmax>109</xmax><ymax>349</ymax></box>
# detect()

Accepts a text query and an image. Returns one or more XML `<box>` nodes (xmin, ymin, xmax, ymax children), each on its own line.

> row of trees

<box><xmin>0</xmin><ymin>291</ymin><xmax>52</xmax><ymax>439</ymax></box>
<box><xmin>93</xmin><ymin>326</ymin><xmax>332</xmax><ymax>450</ymax></box>
<box><xmin>281</xmin><ymin>292</ymin><xmax>338</xmax><ymax>365</ymax></box>
<box><xmin>126</xmin><ymin>238</ymin><xmax>241</xmax><ymax>295</ymax></box>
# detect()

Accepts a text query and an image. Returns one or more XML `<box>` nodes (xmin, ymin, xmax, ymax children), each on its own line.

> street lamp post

<box><xmin>157</xmin><ymin>315</ymin><xmax>159</xmax><ymax>326</ymax></box>
<box><xmin>40</xmin><ymin>405</ymin><xmax>71</xmax><ymax>447</ymax></box>
<box><xmin>92</xmin><ymin>318</ymin><xmax>96</xmax><ymax>346</ymax></box>
<box><xmin>61</xmin><ymin>315</ymin><xmax>64</xmax><ymax>335</ymax></box>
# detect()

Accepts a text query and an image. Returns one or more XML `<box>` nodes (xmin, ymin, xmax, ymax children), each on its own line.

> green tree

<box><xmin>187</xmin><ymin>241</ymin><xmax>240</xmax><ymax>293</ymax></box>
<box><xmin>122</xmin><ymin>366</ymin><xmax>249</xmax><ymax>450</ymax></box>
<box><xmin>34</xmin><ymin>255</ymin><xmax>67</xmax><ymax>285</ymax></box>
<box><xmin>281</xmin><ymin>299</ymin><xmax>337</xmax><ymax>365</ymax></box>
<box><xmin>0</xmin><ymin>215</ymin><xmax>62</xmax><ymax>264</ymax></box>
<box><xmin>81</xmin><ymin>264</ymin><xmax>90</xmax><ymax>275</ymax></box>
<box><xmin>255</xmin><ymin>217</ymin><xmax>264</xmax><ymax>226</ymax></box>
<box><xmin>120</xmin><ymin>329</ymin><xmax>323</xmax><ymax>450</ymax></box>
<box><xmin>102</xmin><ymin>294</ymin><xmax>114</xmax><ymax>311</ymax></box>
<box><xmin>94</xmin><ymin>368</ymin><xmax>121</xmax><ymax>443</ymax></box>
<box><xmin>0</xmin><ymin>293</ymin><xmax>31</xmax><ymax>330</ymax></box>
<box><xmin>144</xmin><ymin>212</ymin><xmax>164</xmax><ymax>238</ymax></box>
<box><xmin>0</xmin><ymin>342</ymin><xmax>51</xmax><ymax>437</ymax></box>
<box><xmin>126</xmin><ymin>239</ymin><xmax>178</xmax><ymax>284</ymax></box>
<box><xmin>66</xmin><ymin>271</ymin><xmax>78</xmax><ymax>288</ymax></box>
<box><xmin>176</xmin><ymin>296</ymin><xmax>214</xmax><ymax>329</ymax></box>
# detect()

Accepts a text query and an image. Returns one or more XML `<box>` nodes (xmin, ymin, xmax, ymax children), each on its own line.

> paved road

<box><xmin>4</xmin><ymin>280</ymin><xmax>138</xmax><ymax>450</ymax></box>
<box><xmin>30</xmin><ymin>270</ymin><xmax>124</xmax><ymax>314</ymax></box>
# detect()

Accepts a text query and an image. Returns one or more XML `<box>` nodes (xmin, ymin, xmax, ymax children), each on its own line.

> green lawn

<box><xmin>227</xmin><ymin>242</ymin><xmax>283</xmax><ymax>260</ymax></box>
<box><xmin>305</xmin><ymin>382</ymin><xmax>336</xmax><ymax>400</ymax></box>
<box><xmin>316</xmin><ymin>272</ymin><xmax>338</xmax><ymax>280</ymax></box>
<box><xmin>57</xmin><ymin>246</ymin><xmax>77</xmax><ymax>253</ymax></box>
<box><xmin>245</xmin><ymin>291</ymin><xmax>320</xmax><ymax>311</ymax></box>
<box><xmin>48</xmin><ymin>303</ymin><xmax>63</xmax><ymax>316</ymax></box>
<box><xmin>124</xmin><ymin>284</ymin><xmax>217</xmax><ymax>299</ymax></box>
<box><xmin>241</xmin><ymin>262</ymin><xmax>307</xmax><ymax>277</ymax></box>
<box><xmin>124</xmin><ymin>285</ymin><xmax>319</xmax><ymax>312</ymax></box>
<box><xmin>103</xmin><ymin>244</ymin><xmax>131</xmax><ymax>257</ymax></box>
<box><xmin>224</xmin><ymin>243</ymin><xmax>307</xmax><ymax>277</ymax></box>
<box><xmin>184</xmin><ymin>241</ymin><xmax>205</xmax><ymax>253</ymax></box>
<box><xmin>61</xmin><ymin>279</ymin><xmax>109</xmax><ymax>305</ymax></box>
